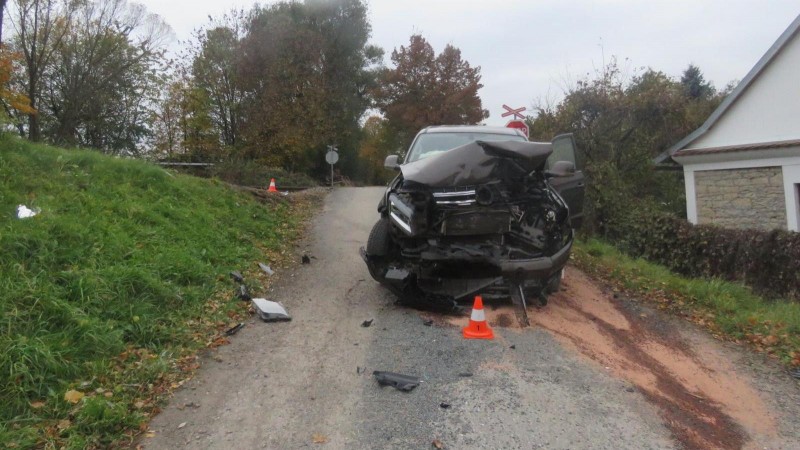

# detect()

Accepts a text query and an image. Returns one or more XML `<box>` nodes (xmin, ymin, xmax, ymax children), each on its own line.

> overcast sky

<box><xmin>138</xmin><ymin>0</ymin><xmax>799</xmax><ymax>125</ymax></box>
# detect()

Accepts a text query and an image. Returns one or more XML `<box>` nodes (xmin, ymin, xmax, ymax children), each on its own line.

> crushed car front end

<box><xmin>361</xmin><ymin>138</ymin><xmax>575</xmax><ymax>311</ymax></box>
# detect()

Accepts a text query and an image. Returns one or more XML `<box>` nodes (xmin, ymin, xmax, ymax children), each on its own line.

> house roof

<box><xmin>672</xmin><ymin>138</ymin><xmax>800</xmax><ymax>158</ymax></box>
<box><xmin>655</xmin><ymin>14</ymin><xmax>800</xmax><ymax>165</ymax></box>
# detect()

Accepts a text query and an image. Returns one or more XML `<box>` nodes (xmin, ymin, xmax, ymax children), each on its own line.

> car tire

<box><xmin>366</xmin><ymin>217</ymin><xmax>391</xmax><ymax>256</ymax></box>
<box><xmin>546</xmin><ymin>268</ymin><xmax>564</xmax><ymax>293</ymax></box>
<box><xmin>365</xmin><ymin>218</ymin><xmax>391</xmax><ymax>282</ymax></box>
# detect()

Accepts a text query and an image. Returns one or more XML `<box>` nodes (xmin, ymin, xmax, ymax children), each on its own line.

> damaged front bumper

<box><xmin>360</xmin><ymin>230</ymin><xmax>572</xmax><ymax>310</ymax></box>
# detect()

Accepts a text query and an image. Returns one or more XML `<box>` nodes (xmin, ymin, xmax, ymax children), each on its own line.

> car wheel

<box><xmin>546</xmin><ymin>268</ymin><xmax>565</xmax><ymax>293</ymax></box>
<box><xmin>366</xmin><ymin>217</ymin><xmax>391</xmax><ymax>256</ymax></box>
<box><xmin>365</xmin><ymin>218</ymin><xmax>391</xmax><ymax>282</ymax></box>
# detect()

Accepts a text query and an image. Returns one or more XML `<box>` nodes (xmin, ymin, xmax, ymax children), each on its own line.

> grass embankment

<box><xmin>0</xmin><ymin>137</ymin><xmax>319</xmax><ymax>448</ymax></box>
<box><xmin>573</xmin><ymin>238</ymin><xmax>800</xmax><ymax>368</ymax></box>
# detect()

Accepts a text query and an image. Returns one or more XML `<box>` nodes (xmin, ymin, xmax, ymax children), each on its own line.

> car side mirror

<box><xmin>384</xmin><ymin>154</ymin><xmax>401</xmax><ymax>171</ymax></box>
<box><xmin>545</xmin><ymin>160</ymin><xmax>576</xmax><ymax>178</ymax></box>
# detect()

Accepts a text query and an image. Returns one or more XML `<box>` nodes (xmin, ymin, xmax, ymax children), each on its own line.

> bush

<box><xmin>606</xmin><ymin>208</ymin><xmax>800</xmax><ymax>301</ymax></box>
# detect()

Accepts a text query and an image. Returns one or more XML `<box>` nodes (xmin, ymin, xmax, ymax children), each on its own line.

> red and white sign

<box><xmin>506</xmin><ymin>119</ymin><xmax>529</xmax><ymax>138</ymax></box>
<box><xmin>501</xmin><ymin>104</ymin><xmax>527</xmax><ymax>120</ymax></box>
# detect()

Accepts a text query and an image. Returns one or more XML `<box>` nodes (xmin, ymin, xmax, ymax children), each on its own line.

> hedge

<box><xmin>606</xmin><ymin>210</ymin><xmax>800</xmax><ymax>302</ymax></box>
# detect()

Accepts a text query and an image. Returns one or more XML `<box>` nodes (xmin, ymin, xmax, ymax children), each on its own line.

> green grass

<box><xmin>0</xmin><ymin>136</ymin><xmax>312</xmax><ymax>448</ymax></box>
<box><xmin>574</xmin><ymin>238</ymin><xmax>800</xmax><ymax>366</ymax></box>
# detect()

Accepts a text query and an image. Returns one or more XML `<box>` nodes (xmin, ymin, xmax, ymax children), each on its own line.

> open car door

<box><xmin>547</xmin><ymin>133</ymin><xmax>585</xmax><ymax>228</ymax></box>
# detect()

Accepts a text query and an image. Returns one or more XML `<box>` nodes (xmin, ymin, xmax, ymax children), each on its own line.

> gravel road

<box><xmin>144</xmin><ymin>187</ymin><xmax>800</xmax><ymax>450</ymax></box>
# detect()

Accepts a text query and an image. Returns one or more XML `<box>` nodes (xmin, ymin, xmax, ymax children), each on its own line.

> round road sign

<box><xmin>325</xmin><ymin>150</ymin><xmax>339</xmax><ymax>165</ymax></box>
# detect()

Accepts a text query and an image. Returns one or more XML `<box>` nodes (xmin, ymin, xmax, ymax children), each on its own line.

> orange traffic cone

<box><xmin>268</xmin><ymin>178</ymin><xmax>278</xmax><ymax>193</ymax></box>
<box><xmin>462</xmin><ymin>295</ymin><xmax>494</xmax><ymax>339</ymax></box>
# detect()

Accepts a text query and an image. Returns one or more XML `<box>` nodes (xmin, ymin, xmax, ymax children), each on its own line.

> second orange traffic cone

<box><xmin>462</xmin><ymin>295</ymin><xmax>494</xmax><ymax>339</ymax></box>
<box><xmin>268</xmin><ymin>178</ymin><xmax>278</xmax><ymax>193</ymax></box>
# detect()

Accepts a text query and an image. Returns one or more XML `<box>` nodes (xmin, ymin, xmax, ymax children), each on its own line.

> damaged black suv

<box><xmin>361</xmin><ymin>125</ymin><xmax>584</xmax><ymax>313</ymax></box>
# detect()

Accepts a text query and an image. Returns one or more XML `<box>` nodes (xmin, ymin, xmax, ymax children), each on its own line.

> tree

<box><xmin>189</xmin><ymin>11</ymin><xmax>245</xmax><ymax>150</ymax></box>
<box><xmin>0</xmin><ymin>0</ymin><xmax>8</xmax><ymax>44</ymax></box>
<box><xmin>37</xmin><ymin>0</ymin><xmax>169</xmax><ymax>154</ymax></box>
<box><xmin>374</xmin><ymin>34</ymin><xmax>487</xmax><ymax>147</ymax></box>
<box><xmin>235</xmin><ymin>0</ymin><xmax>381</xmax><ymax>176</ymax></box>
<box><xmin>9</xmin><ymin>0</ymin><xmax>77</xmax><ymax>141</ymax></box>
<box><xmin>681</xmin><ymin>64</ymin><xmax>714</xmax><ymax>100</ymax></box>
<box><xmin>528</xmin><ymin>59</ymin><xmax>727</xmax><ymax>233</ymax></box>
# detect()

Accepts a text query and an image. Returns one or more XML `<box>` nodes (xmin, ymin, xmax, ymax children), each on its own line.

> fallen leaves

<box><xmin>432</xmin><ymin>438</ymin><xmax>445</xmax><ymax>449</ymax></box>
<box><xmin>29</xmin><ymin>401</ymin><xmax>46</xmax><ymax>409</ymax></box>
<box><xmin>311</xmin><ymin>433</ymin><xmax>328</xmax><ymax>444</ymax></box>
<box><xmin>64</xmin><ymin>390</ymin><xmax>84</xmax><ymax>404</ymax></box>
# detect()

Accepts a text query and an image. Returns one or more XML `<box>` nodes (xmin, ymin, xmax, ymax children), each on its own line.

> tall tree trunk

<box><xmin>28</xmin><ymin>74</ymin><xmax>39</xmax><ymax>141</ymax></box>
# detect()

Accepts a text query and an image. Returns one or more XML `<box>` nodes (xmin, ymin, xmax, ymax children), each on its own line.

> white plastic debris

<box><xmin>17</xmin><ymin>205</ymin><xmax>40</xmax><ymax>219</ymax></box>
<box><xmin>258</xmin><ymin>262</ymin><xmax>275</xmax><ymax>276</ymax></box>
<box><xmin>251</xmin><ymin>298</ymin><xmax>291</xmax><ymax>322</ymax></box>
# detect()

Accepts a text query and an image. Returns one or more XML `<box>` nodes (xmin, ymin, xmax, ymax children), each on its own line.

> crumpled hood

<box><xmin>400</xmin><ymin>140</ymin><xmax>552</xmax><ymax>188</ymax></box>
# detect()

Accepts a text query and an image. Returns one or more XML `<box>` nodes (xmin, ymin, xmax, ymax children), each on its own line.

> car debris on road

<box><xmin>252</xmin><ymin>298</ymin><xmax>291</xmax><ymax>321</ymax></box>
<box><xmin>224</xmin><ymin>323</ymin><xmax>245</xmax><ymax>336</ymax></box>
<box><xmin>373</xmin><ymin>371</ymin><xmax>421</xmax><ymax>392</ymax></box>
<box><xmin>229</xmin><ymin>271</ymin><xmax>245</xmax><ymax>283</ymax></box>
<box><xmin>258</xmin><ymin>262</ymin><xmax>275</xmax><ymax>276</ymax></box>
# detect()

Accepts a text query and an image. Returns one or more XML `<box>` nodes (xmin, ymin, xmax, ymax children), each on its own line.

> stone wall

<box><xmin>694</xmin><ymin>166</ymin><xmax>787</xmax><ymax>230</ymax></box>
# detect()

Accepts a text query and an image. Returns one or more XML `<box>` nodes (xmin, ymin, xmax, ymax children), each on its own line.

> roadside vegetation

<box><xmin>574</xmin><ymin>238</ymin><xmax>800</xmax><ymax>368</ymax></box>
<box><xmin>0</xmin><ymin>136</ymin><xmax>319</xmax><ymax>448</ymax></box>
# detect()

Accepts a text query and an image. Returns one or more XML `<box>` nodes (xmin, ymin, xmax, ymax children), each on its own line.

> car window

<box><xmin>548</xmin><ymin>134</ymin><xmax>578</xmax><ymax>169</ymax></box>
<box><xmin>407</xmin><ymin>132</ymin><xmax>527</xmax><ymax>162</ymax></box>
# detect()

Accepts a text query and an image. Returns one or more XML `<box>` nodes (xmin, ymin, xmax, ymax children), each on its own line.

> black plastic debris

<box><xmin>458</xmin><ymin>372</ymin><xmax>473</xmax><ymax>378</ymax></box>
<box><xmin>230</xmin><ymin>271</ymin><xmax>244</xmax><ymax>283</ymax></box>
<box><xmin>361</xmin><ymin>319</ymin><xmax>374</xmax><ymax>328</ymax></box>
<box><xmin>258</xmin><ymin>262</ymin><xmax>274</xmax><ymax>276</ymax></box>
<box><xmin>422</xmin><ymin>319</ymin><xmax>434</xmax><ymax>327</ymax></box>
<box><xmin>237</xmin><ymin>284</ymin><xmax>251</xmax><ymax>301</ymax></box>
<box><xmin>357</xmin><ymin>366</ymin><xmax>366</xmax><ymax>375</ymax></box>
<box><xmin>225</xmin><ymin>323</ymin><xmax>245</xmax><ymax>336</ymax></box>
<box><xmin>373</xmin><ymin>371</ymin><xmax>420</xmax><ymax>392</ymax></box>
<box><xmin>509</xmin><ymin>345</ymin><xmax>516</xmax><ymax>350</ymax></box>
<box><xmin>439</xmin><ymin>402</ymin><xmax>451</xmax><ymax>409</ymax></box>
<box><xmin>790</xmin><ymin>368</ymin><xmax>800</xmax><ymax>379</ymax></box>
<box><xmin>301</xmin><ymin>254</ymin><xmax>311</xmax><ymax>264</ymax></box>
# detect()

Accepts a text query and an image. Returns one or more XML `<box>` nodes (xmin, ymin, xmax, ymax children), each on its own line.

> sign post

<box><xmin>325</xmin><ymin>145</ymin><xmax>339</xmax><ymax>187</ymax></box>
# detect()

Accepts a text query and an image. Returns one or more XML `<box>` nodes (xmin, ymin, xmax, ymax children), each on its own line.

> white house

<box><xmin>656</xmin><ymin>14</ymin><xmax>800</xmax><ymax>231</ymax></box>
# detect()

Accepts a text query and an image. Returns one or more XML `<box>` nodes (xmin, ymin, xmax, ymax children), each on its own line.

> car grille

<box><xmin>431</xmin><ymin>186</ymin><xmax>476</xmax><ymax>206</ymax></box>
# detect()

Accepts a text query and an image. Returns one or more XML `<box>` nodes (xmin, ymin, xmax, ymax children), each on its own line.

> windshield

<box><xmin>406</xmin><ymin>132</ymin><xmax>528</xmax><ymax>163</ymax></box>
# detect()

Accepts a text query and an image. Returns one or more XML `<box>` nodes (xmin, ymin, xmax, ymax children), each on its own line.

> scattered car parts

<box><xmin>373</xmin><ymin>371</ymin><xmax>420</xmax><ymax>392</ymax></box>
<box><xmin>252</xmin><ymin>298</ymin><xmax>291</xmax><ymax>321</ymax></box>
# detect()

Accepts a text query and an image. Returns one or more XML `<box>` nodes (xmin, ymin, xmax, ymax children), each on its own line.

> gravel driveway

<box><xmin>144</xmin><ymin>187</ymin><xmax>800</xmax><ymax>450</ymax></box>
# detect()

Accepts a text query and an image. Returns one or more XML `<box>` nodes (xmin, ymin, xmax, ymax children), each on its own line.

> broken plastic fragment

<box><xmin>251</xmin><ymin>298</ymin><xmax>291</xmax><ymax>322</ymax></box>
<box><xmin>361</xmin><ymin>319</ymin><xmax>373</xmax><ymax>328</ymax></box>
<box><xmin>16</xmin><ymin>205</ymin><xmax>40</xmax><ymax>219</ymax></box>
<box><xmin>224</xmin><ymin>323</ymin><xmax>245</xmax><ymax>336</ymax></box>
<box><xmin>301</xmin><ymin>254</ymin><xmax>311</xmax><ymax>264</ymax></box>
<box><xmin>237</xmin><ymin>285</ymin><xmax>251</xmax><ymax>301</ymax></box>
<box><xmin>372</xmin><ymin>371</ymin><xmax>420</xmax><ymax>392</ymax></box>
<box><xmin>230</xmin><ymin>271</ymin><xmax>244</xmax><ymax>283</ymax></box>
<box><xmin>439</xmin><ymin>402</ymin><xmax>451</xmax><ymax>409</ymax></box>
<box><xmin>258</xmin><ymin>262</ymin><xmax>275</xmax><ymax>276</ymax></box>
